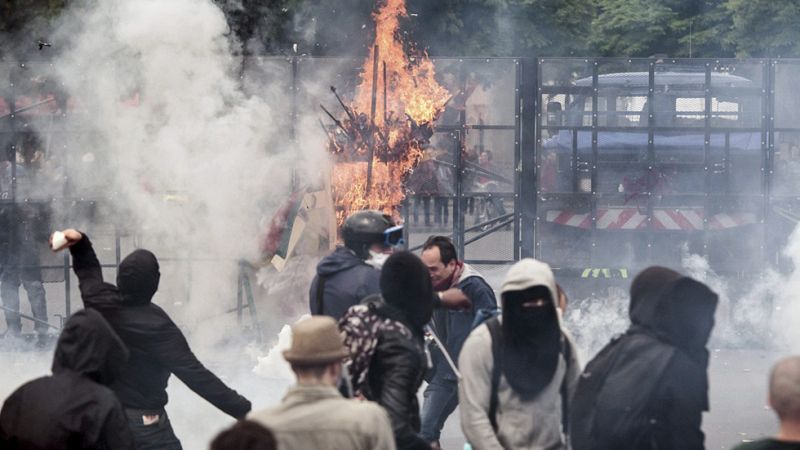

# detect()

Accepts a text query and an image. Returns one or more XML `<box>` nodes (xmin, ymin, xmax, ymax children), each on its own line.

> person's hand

<box><xmin>439</xmin><ymin>288</ymin><xmax>471</xmax><ymax>310</ymax></box>
<box><xmin>50</xmin><ymin>229</ymin><xmax>82</xmax><ymax>251</ymax></box>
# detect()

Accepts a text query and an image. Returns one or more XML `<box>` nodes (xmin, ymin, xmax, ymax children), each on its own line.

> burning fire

<box><xmin>324</xmin><ymin>0</ymin><xmax>451</xmax><ymax>225</ymax></box>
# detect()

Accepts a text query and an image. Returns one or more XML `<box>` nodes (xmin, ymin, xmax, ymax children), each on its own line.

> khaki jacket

<box><xmin>248</xmin><ymin>384</ymin><xmax>396</xmax><ymax>450</ymax></box>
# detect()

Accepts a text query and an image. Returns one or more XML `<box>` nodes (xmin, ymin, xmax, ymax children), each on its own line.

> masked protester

<box><xmin>570</xmin><ymin>266</ymin><xmax>719</xmax><ymax>450</ymax></box>
<box><xmin>419</xmin><ymin>236</ymin><xmax>497</xmax><ymax>448</ymax></box>
<box><xmin>458</xmin><ymin>258</ymin><xmax>580</xmax><ymax>450</ymax></box>
<box><xmin>0</xmin><ymin>308</ymin><xmax>134</xmax><ymax>449</ymax></box>
<box><xmin>309</xmin><ymin>210</ymin><xmax>403</xmax><ymax>320</ymax></box>
<box><xmin>340</xmin><ymin>251</ymin><xmax>435</xmax><ymax>450</ymax></box>
<box><xmin>53</xmin><ymin>229</ymin><xmax>251</xmax><ymax>450</ymax></box>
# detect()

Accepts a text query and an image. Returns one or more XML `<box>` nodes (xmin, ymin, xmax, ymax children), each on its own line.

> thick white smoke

<box><xmin>2</xmin><ymin>0</ymin><xmax>329</xmax><ymax>446</ymax></box>
<box><xmin>40</xmin><ymin>0</ymin><xmax>333</xmax><ymax>338</ymax></box>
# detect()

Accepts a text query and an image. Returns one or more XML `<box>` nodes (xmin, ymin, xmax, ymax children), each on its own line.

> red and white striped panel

<box><xmin>545</xmin><ymin>208</ymin><xmax>757</xmax><ymax>230</ymax></box>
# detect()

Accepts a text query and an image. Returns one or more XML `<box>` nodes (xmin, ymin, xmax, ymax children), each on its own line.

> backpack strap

<box><xmin>560</xmin><ymin>334</ymin><xmax>573</xmax><ymax>436</ymax></box>
<box><xmin>314</xmin><ymin>274</ymin><xmax>328</xmax><ymax>315</ymax></box>
<box><xmin>486</xmin><ymin>317</ymin><xmax>503</xmax><ymax>432</ymax></box>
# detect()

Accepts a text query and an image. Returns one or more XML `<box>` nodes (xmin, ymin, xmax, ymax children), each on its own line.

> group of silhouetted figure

<box><xmin>1</xmin><ymin>214</ymin><xmax>798</xmax><ymax>450</ymax></box>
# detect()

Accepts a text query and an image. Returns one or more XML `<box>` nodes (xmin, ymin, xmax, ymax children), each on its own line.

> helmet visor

<box><xmin>383</xmin><ymin>225</ymin><xmax>405</xmax><ymax>248</ymax></box>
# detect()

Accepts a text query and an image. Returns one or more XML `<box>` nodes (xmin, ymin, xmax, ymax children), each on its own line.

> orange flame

<box><xmin>328</xmin><ymin>0</ymin><xmax>450</xmax><ymax>225</ymax></box>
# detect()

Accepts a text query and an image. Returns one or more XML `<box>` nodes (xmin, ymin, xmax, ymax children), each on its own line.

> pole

<box><xmin>383</xmin><ymin>61</ymin><xmax>388</xmax><ymax>124</ymax></box>
<box><xmin>365</xmin><ymin>45</ymin><xmax>380</xmax><ymax>197</ymax></box>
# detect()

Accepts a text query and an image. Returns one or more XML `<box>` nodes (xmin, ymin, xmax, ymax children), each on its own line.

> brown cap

<box><xmin>282</xmin><ymin>316</ymin><xmax>349</xmax><ymax>365</ymax></box>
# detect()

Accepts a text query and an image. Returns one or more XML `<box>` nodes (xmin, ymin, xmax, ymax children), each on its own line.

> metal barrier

<box><xmin>4</xmin><ymin>56</ymin><xmax>800</xmax><ymax>333</ymax></box>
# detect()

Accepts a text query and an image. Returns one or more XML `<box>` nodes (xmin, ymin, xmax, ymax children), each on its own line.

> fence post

<box><xmin>520</xmin><ymin>57</ymin><xmax>537</xmax><ymax>259</ymax></box>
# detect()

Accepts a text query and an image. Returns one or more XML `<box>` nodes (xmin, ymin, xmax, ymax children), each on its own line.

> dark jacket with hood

<box><xmin>68</xmin><ymin>235</ymin><xmax>251</xmax><ymax>418</ymax></box>
<box><xmin>309</xmin><ymin>246</ymin><xmax>380</xmax><ymax>320</ymax></box>
<box><xmin>0</xmin><ymin>308</ymin><xmax>134</xmax><ymax>450</ymax></box>
<box><xmin>365</xmin><ymin>251</ymin><xmax>434</xmax><ymax>450</ymax></box>
<box><xmin>570</xmin><ymin>267</ymin><xmax>719</xmax><ymax>450</ymax></box>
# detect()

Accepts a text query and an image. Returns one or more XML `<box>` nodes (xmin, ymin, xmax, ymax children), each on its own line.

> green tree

<box><xmin>726</xmin><ymin>0</ymin><xmax>800</xmax><ymax>57</ymax></box>
<box><xmin>407</xmin><ymin>0</ymin><xmax>592</xmax><ymax>57</ymax></box>
<box><xmin>589</xmin><ymin>0</ymin><xmax>732</xmax><ymax>57</ymax></box>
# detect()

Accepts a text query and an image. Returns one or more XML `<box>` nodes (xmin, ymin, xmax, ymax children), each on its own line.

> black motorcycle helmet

<box><xmin>342</xmin><ymin>210</ymin><xmax>399</xmax><ymax>259</ymax></box>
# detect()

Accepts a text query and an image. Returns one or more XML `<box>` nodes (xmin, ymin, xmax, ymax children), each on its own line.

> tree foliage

<box><xmin>5</xmin><ymin>0</ymin><xmax>800</xmax><ymax>58</ymax></box>
<box><xmin>726</xmin><ymin>0</ymin><xmax>800</xmax><ymax>57</ymax></box>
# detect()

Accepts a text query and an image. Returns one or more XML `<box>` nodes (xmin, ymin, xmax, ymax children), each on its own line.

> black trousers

<box><xmin>125</xmin><ymin>409</ymin><xmax>183</xmax><ymax>450</ymax></box>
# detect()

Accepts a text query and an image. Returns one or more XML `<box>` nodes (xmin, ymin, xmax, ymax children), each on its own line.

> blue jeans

<box><xmin>420</xmin><ymin>377</ymin><xmax>459</xmax><ymax>442</ymax></box>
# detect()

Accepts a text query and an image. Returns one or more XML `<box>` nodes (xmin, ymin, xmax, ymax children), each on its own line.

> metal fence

<box><xmin>530</xmin><ymin>58</ymin><xmax>800</xmax><ymax>278</ymax></box>
<box><xmin>3</xmin><ymin>56</ymin><xmax>800</xmax><ymax>332</ymax></box>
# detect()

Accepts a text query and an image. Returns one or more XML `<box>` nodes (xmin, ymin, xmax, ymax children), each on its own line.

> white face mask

<box><xmin>367</xmin><ymin>250</ymin><xmax>390</xmax><ymax>269</ymax></box>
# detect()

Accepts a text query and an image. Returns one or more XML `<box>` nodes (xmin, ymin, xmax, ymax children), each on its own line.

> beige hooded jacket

<box><xmin>458</xmin><ymin>258</ymin><xmax>581</xmax><ymax>450</ymax></box>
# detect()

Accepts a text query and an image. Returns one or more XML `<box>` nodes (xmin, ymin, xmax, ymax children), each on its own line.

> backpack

<box><xmin>338</xmin><ymin>299</ymin><xmax>413</xmax><ymax>399</ymax></box>
<box><xmin>569</xmin><ymin>332</ymin><xmax>675</xmax><ymax>450</ymax></box>
<box><xmin>484</xmin><ymin>317</ymin><xmax>573</xmax><ymax>435</ymax></box>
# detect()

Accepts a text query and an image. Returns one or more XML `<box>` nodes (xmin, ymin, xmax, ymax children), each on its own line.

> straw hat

<box><xmin>282</xmin><ymin>316</ymin><xmax>349</xmax><ymax>364</ymax></box>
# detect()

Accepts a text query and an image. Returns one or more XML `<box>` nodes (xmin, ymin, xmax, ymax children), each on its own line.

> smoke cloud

<box><xmin>2</xmin><ymin>0</ymin><xmax>330</xmax><ymax>446</ymax></box>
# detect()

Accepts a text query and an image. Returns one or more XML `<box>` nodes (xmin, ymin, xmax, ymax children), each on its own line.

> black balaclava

<box><xmin>501</xmin><ymin>285</ymin><xmax>562</xmax><ymax>399</ymax></box>
<box><xmin>656</xmin><ymin>277</ymin><xmax>718</xmax><ymax>364</ymax></box>
<box><xmin>379</xmin><ymin>251</ymin><xmax>434</xmax><ymax>334</ymax></box>
<box><xmin>628</xmin><ymin>266</ymin><xmax>681</xmax><ymax>330</ymax></box>
<box><xmin>117</xmin><ymin>249</ymin><xmax>160</xmax><ymax>305</ymax></box>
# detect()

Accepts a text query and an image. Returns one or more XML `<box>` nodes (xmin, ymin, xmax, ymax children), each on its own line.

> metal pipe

<box><xmin>424</xmin><ymin>324</ymin><xmax>462</xmax><ymax>379</ymax></box>
<box><xmin>0</xmin><ymin>305</ymin><xmax>60</xmax><ymax>330</ymax></box>
<box><xmin>365</xmin><ymin>45</ymin><xmax>380</xmax><ymax>197</ymax></box>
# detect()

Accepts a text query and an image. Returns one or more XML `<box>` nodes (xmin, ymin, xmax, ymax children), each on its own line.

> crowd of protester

<box><xmin>1</xmin><ymin>210</ymin><xmax>799</xmax><ymax>449</ymax></box>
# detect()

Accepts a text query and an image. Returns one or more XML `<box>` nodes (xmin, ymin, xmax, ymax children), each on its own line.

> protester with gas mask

<box><xmin>310</xmin><ymin>211</ymin><xmax>470</xmax><ymax>321</ymax></box>
<box><xmin>570</xmin><ymin>266</ymin><xmax>719</xmax><ymax>450</ymax></box>
<box><xmin>419</xmin><ymin>236</ymin><xmax>497</xmax><ymax>448</ymax></box>
<box><xmin>458</xmin><ymin>258</ymin><xmax>580</xmax><ymax>450</ymax></box>
<box><xmin>340</xmin><ymin>251</ymin><xmax>435</xmax><ymax>450</ymax></box>
<box><xmin>52</xmin><ymin>229</ymin><xmax>251</xmax><ymax>450</ymax></box>
<box><xmin>309</xmin><ymin>210</ymin><xmax>402</xmax><ymax>320</ymax></box>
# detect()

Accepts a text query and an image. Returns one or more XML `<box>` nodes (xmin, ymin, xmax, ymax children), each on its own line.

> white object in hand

<box><xmin>51</xmin><ymin>231</ymin><xmax>68</xmax><ymax>252</ymax></box>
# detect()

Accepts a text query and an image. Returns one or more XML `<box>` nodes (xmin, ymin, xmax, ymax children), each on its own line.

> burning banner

<box><xmin>322</xmin><ymin>0</ymin><xmax>451</xmax><ymax>225</ymax></box>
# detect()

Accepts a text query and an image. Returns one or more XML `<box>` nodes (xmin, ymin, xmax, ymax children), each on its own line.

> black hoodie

<box><xmin>68</xmin><ymin>235</ymin><xmax>251</xmax><ymax>418</ymax></box>
<box><xmin>0</xmin><ymin>309</ymin><xmax>134</xmax><ymax>450</ymax></box>
<box><xmin>570</xmin><ymin>268</ymin><xmax>718</xmax><ymax>450</ymax></box>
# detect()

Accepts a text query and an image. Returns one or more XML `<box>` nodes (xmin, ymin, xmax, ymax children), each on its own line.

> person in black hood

<box><xmin>52</xmin><ymin>229</ymin><xmax>251</xmax><ymax>450</ymax></box>
<box><xmin>0</xmin><ymin>308</ymin><xmax>134</xmax><ymax>449</ymax></box>
<box><xmin>570</xmin><ymin>266</ymin><xmax>718</xmax><ymax>450</ymax></box>
<box><xmin>361</xmin><ymin>251</ymin><xmax>434</xmax><ymax>450</ymax></box>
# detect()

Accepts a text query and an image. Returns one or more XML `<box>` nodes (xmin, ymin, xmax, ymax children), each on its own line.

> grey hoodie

<box><xmin>458</xmin><ymin>258</ymin><xmax>580</xmax><ymax>450</ymax></box>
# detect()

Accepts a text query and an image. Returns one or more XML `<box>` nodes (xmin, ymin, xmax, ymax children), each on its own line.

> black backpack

<box><xmin>569</xmin><ymin>332</ymin><xmax>675</xmax><ymax>450</ymax></box>
<box><xmin>484</xmin><ymin>317</ymin><xmax>573</xmax><ymax>435</ymax></box>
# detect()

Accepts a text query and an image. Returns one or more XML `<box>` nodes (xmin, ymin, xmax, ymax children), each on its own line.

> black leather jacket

<box><xmin>367</xmin><ymin>321</ymin><xmax>431</xmax><ymax>450</ymax></box>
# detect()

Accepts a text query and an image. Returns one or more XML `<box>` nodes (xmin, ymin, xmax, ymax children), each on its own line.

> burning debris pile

<box><xmin>322</xmin><ymin>0</ymin><xmax>451</xmax><ymax>224</ymax></box>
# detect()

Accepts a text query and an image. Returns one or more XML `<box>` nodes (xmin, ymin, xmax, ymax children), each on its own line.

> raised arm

<box><xmin>61</xmin><ymin>230</ymin><xmax>119</xmax><ymax>309</ymax></box>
